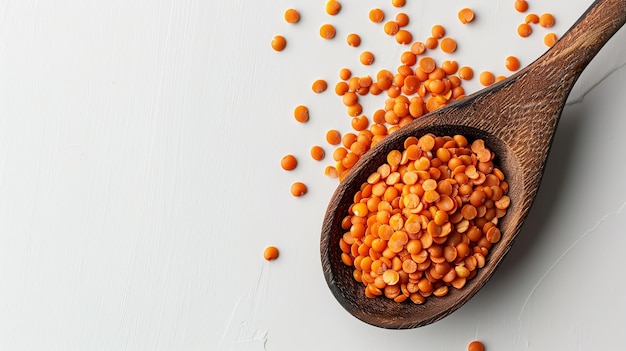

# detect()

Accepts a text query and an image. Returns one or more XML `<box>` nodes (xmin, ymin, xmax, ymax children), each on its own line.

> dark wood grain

<box><xmin>320</xmin><ymin>0</ymin><xmax>626</xmax><ymax>329</ymax></box>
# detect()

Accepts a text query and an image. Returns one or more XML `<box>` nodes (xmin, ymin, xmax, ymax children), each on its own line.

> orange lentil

<box><xmin>401</xmin><ymin>51</ymin><xmax>417</xmax><ymax>66</ymax></box>
<box><xmin>351</xmin><ymin>116</ymin><xmax>369</xmax><ymax>131</ymax></box>
<box><xmin>384</xmin><ymin>21</ymin><xmax>400</xmax><ymax>35</ymax></box>
<box><xmin>442</xmin><ymin>60</ymin><xmax>459</xmax><ymax>75</ymax></box>
<box><xmin>396</xmin><ymin>30</ymin><xmax>412</xmax><ymax>44</ymax></box>
<box><xmin>360</xmin><ymin>51</ymin><xmax>375</xmax><ymax>65</ymax></box>
<box><xmin>410</xmin><ymin>41</ymin><xmax>426</xmax><ymax>55</ymax></box>
<box><xmin>458</xmin><ymin>66</ymin><xmax>474</xmax><ymax>80</ymax></box>
<box><xmin>424</xmin><ymin>37</ymin><xmax>438</xmax><ymax>50</ymax></box>
<box><xmin>293</xmin><ymin>105</ymin><xmax>309</xmax><ymax>123</ymax></box>
<box><xmin>505</xmin><ymin>56</ymin><xmax>521</xmax><ymax>71</ymax></box>
<box><xmin>479</xmin><ymin>71</ymin><xmax>495</xmax><ymax>86</ymax></box>
<box><xmin>458</xmin><ymin>8</ymin><xmax>475</xmax><ymax>24</ymax></box>
<box><xmin>339</xmin><ymin>68</ymin><xmax>352</xmax><ymax>80</ymax></box>
<box><xmin>281</xmin><ymin>154</ymin><xmax>297</xmax><ymax>170</ymax></box>
<box><xmin>312</xmin><ymin>79</ymin><xmax>328</xmax><ymax>93</ymax></box>
<box><xmin>544</xmin><ymin>32</ymin><xmax>558</xmax><ymax>47</ymax></box>
<box><xmin>340</xmin><ymin>135</ymin><xmax>509</xmax><ymax>302</ymax></box>
<box><xmin>431</xmin><ymin>25</ymin><xmax>446</xmax><ymax>39</ymax></box>
<box><xmin>517</xmin><ymin>23</ymin><xmax>532</xmax><ymax>37</ymax></box>
<box><xmin>290</xmin><ymin>182</ymin><xmax>307</xmax><ymax>196</ymax></box>
<box><xmin>467</xmin><ymin>340</ymin><xmax>485</xmax><ymax>351</ymax></box>
<box><xmin>325</xmin><ymin>0</ymin><xmax>341</xmax><ymax>15</ymax></box>
<box><xmin>440</xmin><ymin>37</ymin><xmax>457</xmax><ymax>53</ymax></box>
<box><xmin>335</xmin><ymin>81</ymin><xmax>349</xmax><ymax>95</ymax></box>
<box><xmin>271</xmin><ymin>35</ymin><xmax>286</xmax><ymax>51</ymax></box>
<box><xmin>284</xmin><ymin>9</ymin><xmax>300</xmax><ymax>23</ymax></box>
<box><xmin>419</xmin><ymin>57</ymin><xmax>436</xmax><ymax>74</ymax></box>
<box><xmin>263</xmin><ymin>246</ymin><xmax>279</xmax><ymax>261</ymax></box>
<box><xmin>525</xmin><ymin>13</ymin><xmax>540</xmax><ymax>24</ymax></box>
<box><xmin>391</xmin><ymin>0</ymin><xmax>406</xmax><ymax>7</ymax></box>
<box><xmin>319</xmin><ymin>24</ymin><xmax>336</xmax><ymax>39</ymax></box>
<box><xmin>347</xmin><ymin>33</ymin><xmax>361</xmax><ymax>47</ymax></box>
<box><xmin>326</xmin><ymin>129</ymin><xmax>342</xmax><ymax>145</ymax></box>
<box><xmin>369</xmin><ymin>8</ymin><xmax>385</xmax><ymax>23</ymax></box>
<box><xmin>310</xmin><ymin>146</ymin><xmax>325</xmax><ymax>161</ymax></box>
<box><xmin>396</xmin><ymin>13</ymin><xmax>409</xmax><ymax>27</ymax></box>
<box><xmin>514</xmin><ymin>0</ymin><xmax>529</xmax><ymax>13</ymax></box>
<box><xmin>539</xmin><ymin>13</ymin><xmax>555</xmax><ymax>27</ymax></box>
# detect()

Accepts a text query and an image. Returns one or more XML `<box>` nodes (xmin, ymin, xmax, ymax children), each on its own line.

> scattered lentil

<box><xmin>505</xmin><ymin>56</ymin><xmax>521</xmax><ymax>71</ymax></box>
<box><xmin>467</xmin><ymin>340</ymin><xmax>485</xmax><ymax>351</ymax></box>
<box><xmin>312</xmin><ymin>79</ymin><xmax>328</xmax><ymax>93</ymax></box>
<box><xmin>517</xmin><ymin>23</ymin><xmax>532</xmax><ymax>37</ymax></box>
<box><xmin>293</xmin><ymin>105</ymin><xmax>309</xmax><ymax>123</ymax></box>
<box><xmin>325</xmin><ymin>1</ymin><xmax>341</xmax><ymax>16</ymax></box>
<box><xmin>539</xmin><ymin>13</ymin><xmax>555</xmax><ymax>27</ymax></box>
<box><xmin>311</xmin><ymin>146</ymin><xmax>326</xmax><ymax>161</ymax></box>
<box><xmin>360</xmin><ymin>51</ymin><xmax>375</xmax><ymax>65</ymax></box>
<box><xmin>347</xmin><ymin>33</ymin><xmax>361</xmax><ymax>47</ymax></box>
<box><xmin>264</xmin><ymin>246</ymin><xmax>280</xmax><ymax>261</ymax></box>
<box><xmin>284</xmin><ymin>8</ymin><xmax>300</xmax><ymax>23</ymax></box>
<box><xmin>281</xmin><ymin>154</ymin><xmax>297</xmax><ymax>171</ymax></box>
<box><xmin>369</xmin><ymin>8</ymin><xmax>385</xmax><ymax>23</ymax></box>
<box><xmin>291</xmin><ymin>182</ymin><xmax>307</xmax><ymax>196</ymax></box>
<box><xmin>458</xmin><ymin>8</ymin><xmax>475</xmax><ymax>24</ymax></box>
<box><xmin>320</xmin><ymin>24</ymin><xmax>336</xmax><ymax>39</ymax></box>
<box><xmin>514</xmin><ymin>0</ymin><xmax>529</xmax><ymax>13</ymax></box>
<box><xmin>544</xmin><ymin>32</ymin><xmax>558</xmax><ymax>47</ymax></box>
<box><xmin>271</xmin><ymin>35</ymin><xmax>286</xmax><ymax>51</ymax></box>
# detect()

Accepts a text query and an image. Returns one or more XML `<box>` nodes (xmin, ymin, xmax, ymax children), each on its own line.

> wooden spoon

<box><xmin>320</xmin><ymin>0</ymin><xmax>626</xmax><ymax>329</ymax></box>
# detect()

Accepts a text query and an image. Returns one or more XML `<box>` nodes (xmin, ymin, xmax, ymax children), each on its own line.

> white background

<box><xmin>1</xmin><ymin>0</ymin><xmax>626</xmax><ymax>350</ymax></box>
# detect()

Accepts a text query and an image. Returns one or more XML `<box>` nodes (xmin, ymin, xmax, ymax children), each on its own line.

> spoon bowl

<box><xmin>321</xmin><ymin>0</ymin><xmax>626</xmax><ymax>329</ymax></box>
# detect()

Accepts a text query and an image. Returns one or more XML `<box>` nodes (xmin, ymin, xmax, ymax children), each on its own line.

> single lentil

<box><xmin>369</xmin><ymin>8</ymin><xmax>385</xmax><ymax>23</ymax></box>
<box><xmin>467</xmin><ymin>340</ymin><xmax>485</xmax><ymax>351</ymax></box>
<box><xmin>284</xmin><ymin>8</ymin><xmax>300</xmax><ymax>23</ymax></box>
<box><xmin>544</xmin><ymin>32</ymin><xmax>558</xmax><ymax>47</ymax></box>
<box><xmin>271</xmin><ymin>35</ymin><xmax>286</xmax><ymax>51</ymax></box>
<box><xmin>293</xmin><ymin>105</ymin><xmax>309</xmax><ymax>123</ymax></box>
<box><xmin>347</xmin><ymin>33</ymin><xmax>361</xmax><ymax>47</ymax></box>
<box><xmin>312</xmin><ymin>79</ymin><xmax>328</xmax><ymax>93</ymax></box>
<box><xmin>281</xmin><ymin>154</ymin><xmax>297</xmax><ymax>170</ymax></box>
<box><xmin>458</xmin><ymin>8</ymin><xmax>475</xmax><ymax>24</ymax></box>
<box><xmin>310</xmin><ymin>146</ymin><xmax>326</xmax><ymax>161</ymax></box>
<box><xmin>320</xmin><ymin>24</ymin><xmax>336</xmax><ymax>39</ymax></box>
<box><xmin>325</xmin><ymin>0</ymin><xmax>341</xmax><ymax>15</ymax></box>
<box><xmin>263</xmin><ymin>246</ymin><xmax>280</xmax><ymax>261</ymax></box>
<box><xmin>290</xmin><ymin>182</ymin><xmax>307</xmax><ymax>196</ymax></box>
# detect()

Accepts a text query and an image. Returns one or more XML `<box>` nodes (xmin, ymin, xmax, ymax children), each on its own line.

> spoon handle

<box><xmin>537</xmin><ymin>0</ymin><xmax>626</xmax><ymax>88</ymax></box>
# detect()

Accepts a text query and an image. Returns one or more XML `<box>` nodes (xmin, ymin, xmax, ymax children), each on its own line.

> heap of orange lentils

<box><xmin>275</xmin><ymin>1</ymin><xmax>556</xmax><ymax>198</ymax></box>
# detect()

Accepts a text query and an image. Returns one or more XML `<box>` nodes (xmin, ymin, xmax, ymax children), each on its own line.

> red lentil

<box><xmin>347</xmin><ymin>33</ymin><xmax>361</xmax><ymax>47</ymax></box>
<box><xmin>458</xmin><ymin>8</ymin><xmax>475</xmax><ymax>24</ymax></box>
<box><xmin>264</xmin><ymin>246</ymin><xmax>280</xmax><ymax>261</ymax></box>
<box><xmin>544</xmin><ymin>32</ymin><xmax>558</xmax><ymax>47</ymax></box>
<box><xmin>290</xmin><ymin>182</ymin><xmax>307</xmax><ymax>196</ymax></box>
<box><xmin>320</xmin><ymin>24</ymin><xmax>336</xmax><ymax>39</ymax></box>
<box><xmin>325</xmin><ymin>0</ymin><xmax>341</xmax><ymax>16</ymax></box>
<box><xmin>340</xmin><ymin>134</ymin><xmax>510</xmax><ymax>302</ymax></box>
<box><xmin>284</xmin><ymin>9</ymin><xmax>300</xmax><ymax>23</ymax></box>
<box><xmin>369</xmin><ymin>8</ymin><xmax>385</xmax><ymax>23</ymax></box>
<box><xmin>310</xmin><ymin>146</ymin><xmax>326</xmax><ymax>161</ymax></box>
<box><xmin>539</xmin><ymin>13</ymin><xmax>555</xmax><ymax>27</ymax></box>
<box><xmin>271</xmin><ymin>35</ymin><xmax>286</xmax><ymax>51</ymax></box>
<box><xmin>467</xmin><ymin>340</ymin><xmax>485</xmax><ymax>351</ymax></box>
<box><xmin>281</xmin><ymin>154</ymin><xmax>297</xmax><ymax>171</ymax></box>
<box><xmin>505</xmin><ymin>56</ymin><xmax>521</xmax><ymax>71</ymax></box>
<box><xmin>293</xmin><ymin>105</ymin><xmax>309</xmax><ymax>123</ymax></box>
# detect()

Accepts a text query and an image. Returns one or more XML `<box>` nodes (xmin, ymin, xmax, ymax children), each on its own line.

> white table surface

<box><xmin>1</xmin><ymin>0</ymin><xmax>625</xmax><ymax>350</ymax></box>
